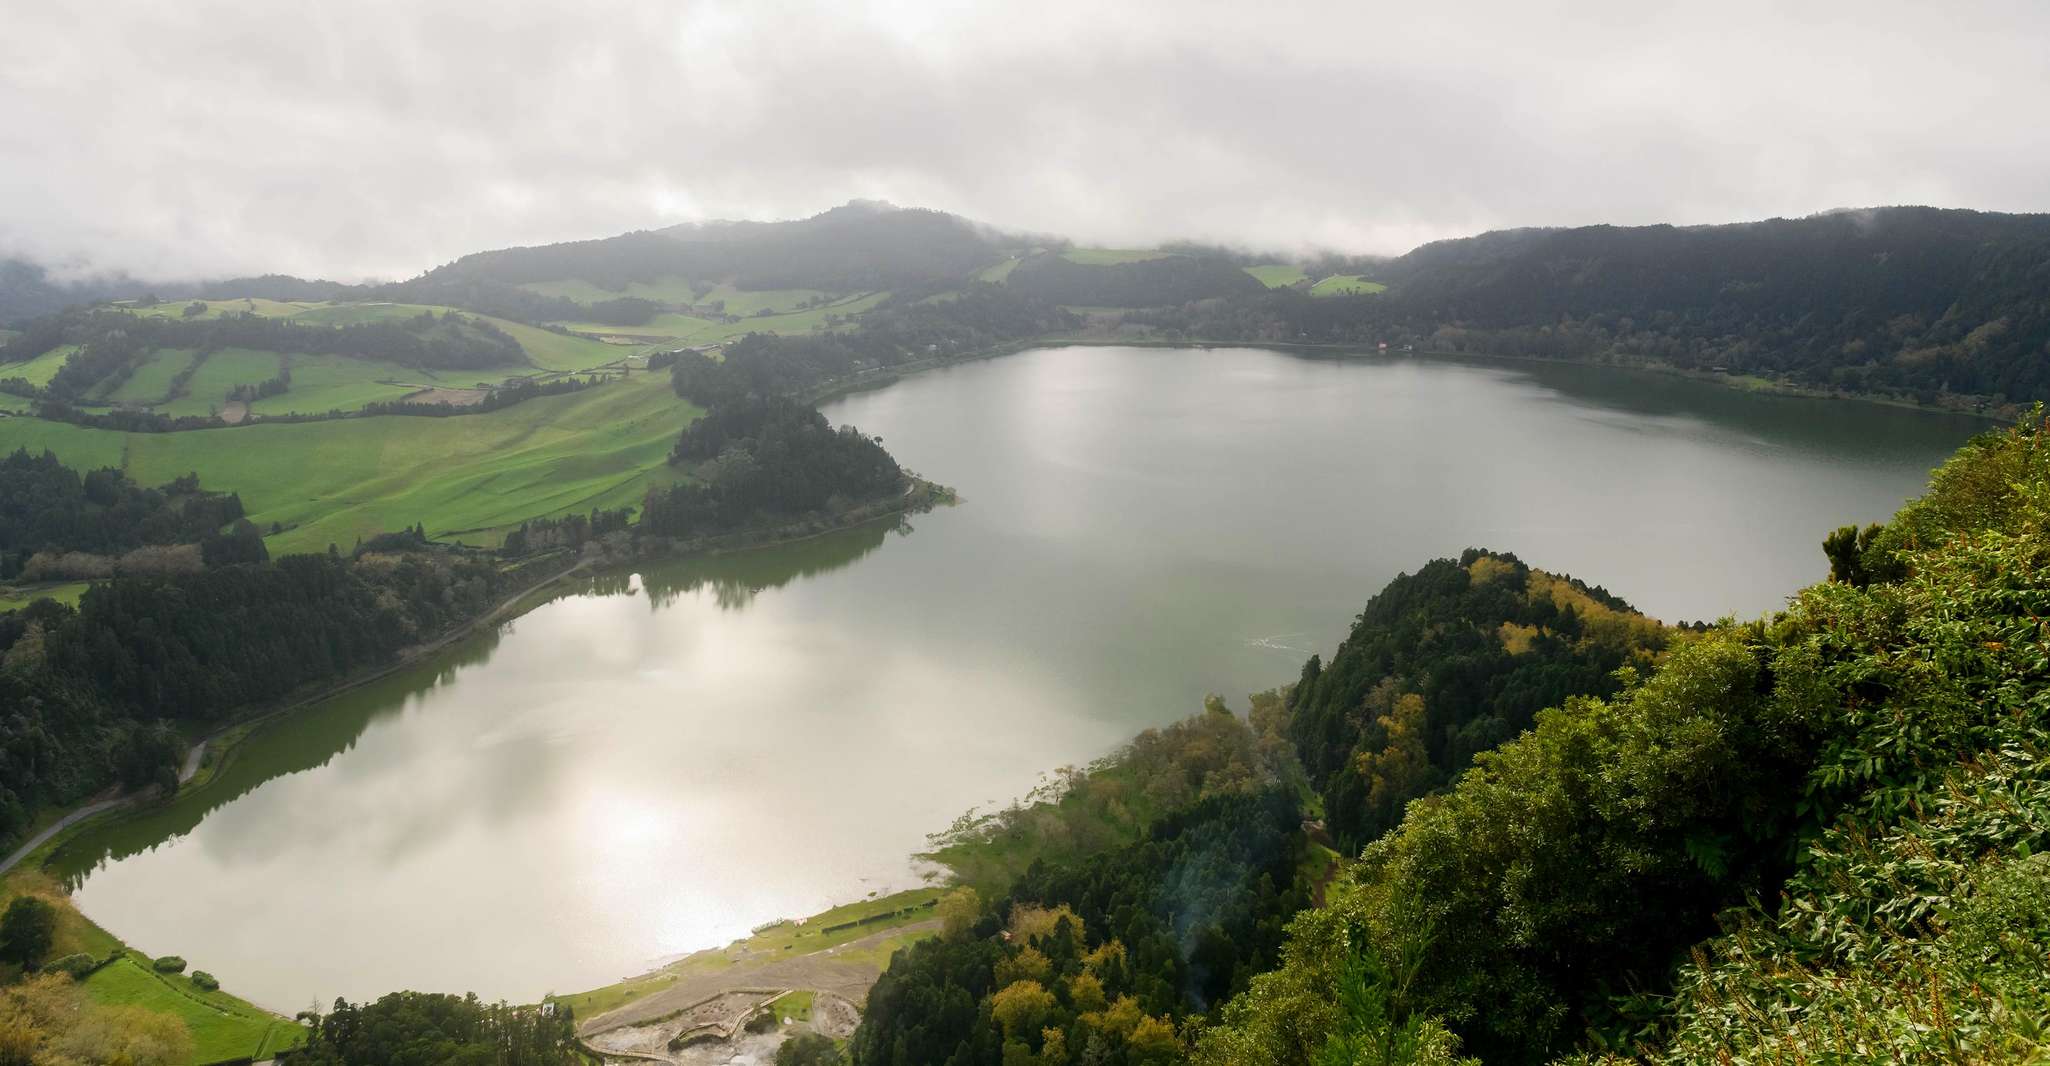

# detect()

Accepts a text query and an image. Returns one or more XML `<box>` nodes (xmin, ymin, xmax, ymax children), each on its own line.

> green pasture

<box><xmin>1245</xmin><ymin>264</ymin><xmax>1308</xmax><ymax>288</ymax></box>
<box><xmin>976</xmin><ymin>258</ymin><xmax>1022</xmax><ymax>282</ymax></box>
<box><xmin>81</xmin><ymin>955</ymin><xmax>305</xmax><ymax>1064</ymax></box>
<box><xmin>1</xmin><ymin>344</ymin><xmax>80</xmax><ymax>387</ymax></box>
<box><xmin>0</xmin><ymin>372</ymin><xmax>702</xmax><ymax>554</ymax></box>
<box><xmin>1309</xmin><ymin>274</ymin><xmax>1387</xmax><ymax>297</ymax></box>
<box><xmin>99</xmin><ymin>348</ymin><xmax>199</xmax><ymax>405</ymax></box>
<box><xmin>156</xmin><ymin>348</ymin><xmax>286</xmax><ymax>417</ymax></box>
<box><xmin>123</xmin><ymin>298</ymin><xmax>321</xmax><ymax>321</ymax></box>
<box><xmin>0</xmin><ymin>581</ymin><xmax>89</xmax><ymax>613</ymax></box>
<box><xmin>246</xmin><ymin>353</ymin><xmax>431</xmax><ymax>416</ymax></box>
<box><xmin>562</xmin><ymin>291</ymin><xmax>887</xmax><ymax>348</ymax></box>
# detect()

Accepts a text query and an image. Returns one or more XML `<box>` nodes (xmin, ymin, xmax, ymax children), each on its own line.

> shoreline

<box><xmin>1</xmin><ymin>480</ymin><xmax>949</xmax><ymax>1027</ymax></box>
<box><xmin>803</xmin><ymin>332</ymin><xmax>2013</xmax><ymax>425</ymax></box>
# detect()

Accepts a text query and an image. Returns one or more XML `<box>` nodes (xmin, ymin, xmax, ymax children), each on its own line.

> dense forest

<box><xmin>1285</xmin><ymin>552</ymin><xmax>1669</xmax><ymax>851</ymax></box>
<box><xmin>846</xmin><ymin>413</ymin><xmax>2050</xmax><ymax>1065</ymax></box>
<box><xmin>1136</xmin><ymin>207</ymin><xmax>2050</xmax><ymax>407</ymax></box>
<box><xmin>642</xmin><ymin>398</ymin><xmax>903</xmax><ymax>537</ymax></box>
<box><xmin>289</xmin><ymin>992</ymin><xmax>580</xmax><ymax>1066</ymax></box>
<box><xmin>0</xmin><ymin>450</ymin><xmax>250</xmax><ymax>580</ymax></box>
<box><xmin>1004</xmin><ymin>253</ymin><xmax>1261</xmax><ymax>307</ymax></box>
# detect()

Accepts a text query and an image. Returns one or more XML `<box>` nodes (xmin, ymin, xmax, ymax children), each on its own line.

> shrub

<box><xmin>190</xmin><ymin>970</ymin><xmax>219</xmax><ymax>991</ymax></box>
<box><xmin>151</xmin><ymin>955</ymin><xmax>186</xmax><ymax>974</ymax></box>
<box><xmin>44</xmin><ymin>952</ymin><xmax>94</xmax><ymax>979</ymax></box>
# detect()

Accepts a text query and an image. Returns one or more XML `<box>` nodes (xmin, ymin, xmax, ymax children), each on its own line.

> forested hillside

<box><xmin>1137</xmin><ymin>207</ymin><xmax>2050</xmax><ymax>409</ymax></box>
<box><xmin>849</xmin><ymin>413</ymin><xmax>2050</xmax><ymax>1065</ymax></box>
<box><xmin>415</xmin><ymin>201</ymin><xmax>1018</xmax><ymax>295</ymax></box>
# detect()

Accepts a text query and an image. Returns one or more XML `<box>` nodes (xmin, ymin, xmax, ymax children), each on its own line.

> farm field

<box><xmin>246</xmin><ymin>353</ymin><xmax>433</xmax><ymax>416</ymax></box>
<box><xmin>98</xmin><ymin>348</ymin><xmax>197</xmax><ymax>404</ymax></box>
<box><xmin>80</xmin><ymin>955</ymin><xmax>304</xmax><ymax>1064</ymax></box>
<box><xmin>521</xmin><ymin>276</ymin><xmax>837</xmax><ymax>317</ymax></box>
<box><xmin>1</xmin><ymin>343</ymin><xmax>81</xmax><ymax>387</ymax></box>
<box><xmin>561</xmin><ymin>290</ymin><xmax>887</xmax><ymax>347</ymax></box>
<box><xmin>1245</xmin><ymin>264</ymin><xmax>1308</xmax><ymax>287</ymax></box>
<box><xmin>0</xmin><ymin>372</ymin><xmax>702</xmax><ymax>554</ymax></box>
<box><xmin>123</xmin><ymin>297</ymin><xmax>323</xmax><ymax>320</ymax></box>
<box><xmin>157</xmin><ymin>348</ymin><xmax>285</xmax><ymax>417</ymax></box>
<box><xmin>1309</xmin><ymin>274</ymin><xmax>1388</xmax><ymax>296</ymax></box>
<box><xmin>1058</xmin><ymin>248</ymin><xmax>1173</xmax><ymax>264</ymax></box>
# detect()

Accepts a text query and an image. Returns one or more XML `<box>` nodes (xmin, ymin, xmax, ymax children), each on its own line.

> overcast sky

<box><xmin>4</xmin><ymin>0</ymin><xmax>2048</xmax><ymax>282</ymax></box>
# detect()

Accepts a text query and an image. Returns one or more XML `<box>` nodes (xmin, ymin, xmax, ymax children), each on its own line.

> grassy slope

<box><xmin>0</xmin><ymin>581</ymin><xmax>89</xmax><ymax>613</ymax></box>
<box><xmin>522</xmin><ymin>276</ymin><xmax>839</xmax><ymax>317</ymax></box>
<box><xmin>975</xmin><ymin>258</ymin><xmax>1022</xmax><ymax>282</ymax></box>
<box><xmin>561</xmin><ymin>291</ymin><xmax>888</xmax><ymax>347</ymax></box>
<box><xmin>246</xmin><ymin>354</ymin><xmax>428</xmax><ymax>416</ymax></box>
<box><xmin>1309</xmin><ymin>274</ymin><xmax>1388</xmax><ymax>297</ymax></box>
<box><xmin>0</xmin><ymin>864</ymin><xmax>303</xmax><ymax>1065</ymax></box>
<box><xmin>100</xmin><ymin>348</ymin><xmax>197</xmax><ymax>404</ymax></box>
<box><xmin>81</xmin><ymin>956</ymin><xmax>305</xmax><ymax>1063</ymax></box>
<box><xmin>0</xmin><ymin>372</ymin><xmax>701</xmax><ymax>554</ymax></box>
<box><xmin>1060</xmin><ymin>248</ymin><xmax>1173</xmax><ymax>265</ymax></box>
<box><xmin>1245</xmin><ymin>264</ymin><xmax>1308</xmax><ymax>288</ymax></box>
<box><xmin>158</xmin><ymin>348</ymin><xmax>285</xmax><ymax>417</ymax></box>
<box><xmin>1</xmin><ymin>344</ymin><xmax>81</xmax><ymax>387</ymax></box>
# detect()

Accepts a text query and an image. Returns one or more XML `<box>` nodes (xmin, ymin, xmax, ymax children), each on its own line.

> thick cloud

<box><xmin>4</xmin><ymin>0</ymin><xmax>2047</xmax><ymax>281</ymax></box>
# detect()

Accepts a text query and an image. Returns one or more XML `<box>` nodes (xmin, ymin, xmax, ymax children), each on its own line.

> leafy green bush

<box><xmin>1192</xmin><ymin>413</ymin><xmax>2050</xmax><ymax>1064</ymax></box>
<box><xmin>44</xmin><ymin>952</ymin><xmax>94</xmax><ymax>979</ymax></box>
<box><xmin>151</xmin><ymin>955</ymin><xmax>186</xmax><ymax>974</ymax></box>
<box><xmin>189</xmin><ymin>970</ymin><xmax>219</xmax><ymax>991</ymax></box>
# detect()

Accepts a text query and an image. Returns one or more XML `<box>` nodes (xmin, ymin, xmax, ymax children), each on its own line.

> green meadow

<box><xmin>522</xmin><ymin>275</ymin><xmax>837</xmax><ymax>317</ymax></box>
<box><xmin>122</xmin><ymin>297</ymin><xmax>322</xmax><ymax>320</ymax></box>
<box><xmin>99</xmin><ymin>348</ymin><xmax>199</xmax><ymax>404</ymax></box>
<box><xmin>562</xmin><ymin>290</ymin><xmax>888</xmax><ymax>347</ymax></box>
<box><xmin>976</xmin><ymin>257</ymin><xmax>1022</xmax><ymax>282</ymax></box>
<box><xmin>1</xmin><ymin>343</ymin><xmax>81</xmax><ymax>387</ymax></box>
<box><xmin>1245</xmin><ymin>264</ymin><xmax>1308</xmax><ymax>288</ymax></box>
<box><xmin>0</xmin><ymin>372</ymin><xmax>702</xmax><ymax>554</ymax></box>
<box><xmin>1309</xmin><ymin>274</ymin><xmax>1387</xmax><ymax>296</ymax></box>
<box><xmin>158</xmin><ymin>348</ymin><xmax>286</xmax><ymax>417</ymax></box>
<box><xmin>80</xmin><ymin>955</ymin><xmax>305</xmax><ymax>1064</ymax></box>
<box><xmin>246</xmin><ymin>353</ymin><xmax>429</xmax><ymax>416</ymax></box>
<box><xmin>0</xmin><ymin>581</ymin><xmax>88</xmax><ymax>613</ymax></box>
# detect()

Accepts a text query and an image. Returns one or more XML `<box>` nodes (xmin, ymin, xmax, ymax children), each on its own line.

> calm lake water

<box><xmin>53</xmin><ymin>346</ymin><xmax>1987</xmax><ymax>1011</ymax></box>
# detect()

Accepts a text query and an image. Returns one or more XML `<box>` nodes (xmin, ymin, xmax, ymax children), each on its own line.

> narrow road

<box><xmin>0</xmin><ymin>792</ymin><xmax>123</xmax><ymax>878</ymax></box>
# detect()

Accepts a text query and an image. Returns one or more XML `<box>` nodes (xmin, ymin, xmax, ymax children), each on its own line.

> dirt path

<box><xmin>584</xmin><ymin>919</ymin><xmax>939</xmax><ymax>1036</ymax></box>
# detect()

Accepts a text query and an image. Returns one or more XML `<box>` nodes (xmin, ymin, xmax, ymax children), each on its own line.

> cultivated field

<box><xmin>1309</xmin><ymin>274</ymin><xmax>1388</xmax><ymax>296</ymax></box>
<box><xmin>1244</xmin><ymin>264</ymin><xmax>1309</xmax><ymax>288</ymax></box>
<box><xmin>0</xmin><ymin>371</ymin><xmax>702</xmax><ymax>554</ymax></box>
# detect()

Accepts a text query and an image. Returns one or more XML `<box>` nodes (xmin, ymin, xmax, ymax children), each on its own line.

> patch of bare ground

<box><xmin>404</xmin><ymin>387</ymin><xmax>490</xmax><ymax>406</ymax></box>
<box><xmin>574</xmin><ymin>914</ymin><xmax>934</xmax><ymax>1041</ymax></box>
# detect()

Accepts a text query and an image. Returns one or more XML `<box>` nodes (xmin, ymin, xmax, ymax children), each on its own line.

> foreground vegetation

<box><xmin>841</xmin><ymin>414</ymin><xmax>2050</xmax><ymax>1065</ymax></box>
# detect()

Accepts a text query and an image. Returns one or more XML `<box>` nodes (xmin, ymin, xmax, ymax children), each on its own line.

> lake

<box><xmin>51</xmin><ymin>346</ymin><xmax>1988</xmax><ymax>1011</ymax></box>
